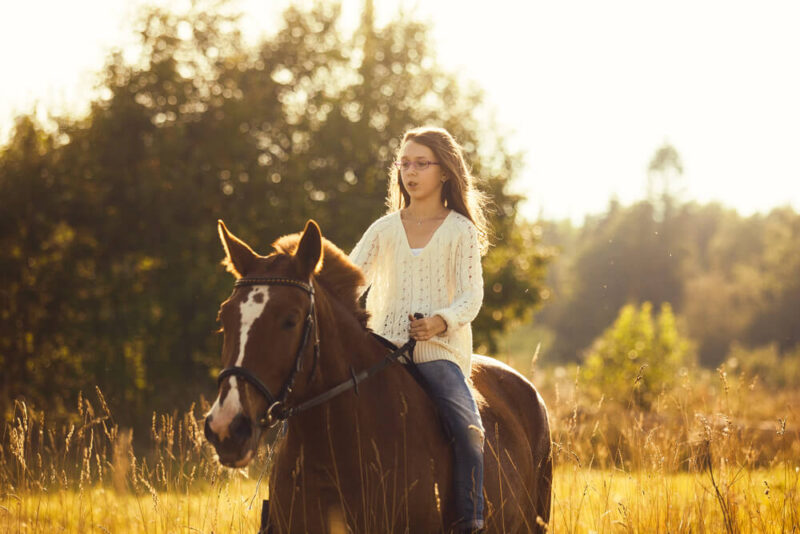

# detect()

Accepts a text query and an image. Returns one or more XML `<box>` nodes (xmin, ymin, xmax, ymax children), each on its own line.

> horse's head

<box><xmin>204</xmin><ymin>219</ymin><xmax>323</xmax><ymax>467</ymax></box>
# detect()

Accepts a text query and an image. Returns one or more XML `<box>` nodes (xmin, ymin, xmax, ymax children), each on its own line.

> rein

<box><xmin>216</xmin><ymin>277</ymin><xmax>417</xmax><ymax>428</ymax></box>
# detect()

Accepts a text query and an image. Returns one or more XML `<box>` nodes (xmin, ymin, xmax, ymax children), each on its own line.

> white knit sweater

<box><xmin>349</xmin><ymin>210</ymin><xmax>484</xmax><ymax>375</ymax></box>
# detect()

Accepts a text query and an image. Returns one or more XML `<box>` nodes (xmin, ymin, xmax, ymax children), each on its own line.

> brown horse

<box><xmin>204</xmin><ymin>219</ymin><xmax>552</xmax><ymax>533</ymax></box>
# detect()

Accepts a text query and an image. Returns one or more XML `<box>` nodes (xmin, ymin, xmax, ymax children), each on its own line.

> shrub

<box><xmin>725</xmin><ymin>342</ymin><xmax>800</xmax><ymax>388</ymax></box>
<box><xmin>581</xmin><ymin>302</ymin><xmax>694</xmax><ymax>407</ymax></box>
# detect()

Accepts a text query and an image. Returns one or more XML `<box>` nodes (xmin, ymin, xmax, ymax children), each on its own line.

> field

<box><xmin>2</xmin><ymin>467</ymin><xmax>798</xmax><ymax>533</ymax></box>
<box><xmin>2</xmin><ymin>366</ymin><xmax>798</xmax><ymax>533</ymax></box>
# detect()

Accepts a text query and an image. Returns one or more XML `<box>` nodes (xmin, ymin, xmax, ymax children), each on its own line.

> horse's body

<box><xmin>205</xmin><ymin>220</ymin><xmax>551</xmax><ymax>533</ymax></box>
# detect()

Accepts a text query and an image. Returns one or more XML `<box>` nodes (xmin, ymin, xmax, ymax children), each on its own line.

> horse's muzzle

<box><xmin>205</xmin><ymin>413</ymin><xmax>257</xmax><ymax>466</ymax></box>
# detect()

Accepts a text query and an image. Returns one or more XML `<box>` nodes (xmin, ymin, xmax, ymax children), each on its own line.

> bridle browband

<box><xmin>216</xmin><ymin>276</ymin><xmax>416</xmax><ymax>428</ymax></box>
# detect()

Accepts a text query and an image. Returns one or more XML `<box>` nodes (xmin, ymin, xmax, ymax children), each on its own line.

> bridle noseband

<box><xmin>217</xmin><ymin>277</ymin><xmax>320</xmax><ymax>428</ymax></box>
<box><xmin>216</xmin><ymin>276</ymin><xmax>418</xmax><ymax>429</ymax></box>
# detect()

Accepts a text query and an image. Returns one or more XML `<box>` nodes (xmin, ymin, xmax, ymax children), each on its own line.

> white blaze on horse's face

<box><xmin>207</xmin><ymin>287</ymin><xmax>270</xmax><ymax>436</ymax></box>
<box><xmin>235</xmin><ymin>287</ymin><xmax>270</xmax><ymax>367</ymax></box>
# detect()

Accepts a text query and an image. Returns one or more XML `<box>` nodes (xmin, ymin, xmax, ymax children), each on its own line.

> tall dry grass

<box><xmin>0</xmin><ymin>387</ymin><xmax>268</xmax><ymax>532</ymax></box>
<box><xmin>1</xmin><ymin>365</ymin><xmax>798</xmax><ymax>532</ymax></box>
<box><xmin>537</xmin><ymin>360</ymin><xmax>800</xmax><ymax>533</ymax></box>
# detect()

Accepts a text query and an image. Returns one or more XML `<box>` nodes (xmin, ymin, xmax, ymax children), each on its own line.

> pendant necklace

<box><xmin>404</xmin><ymin>211</ymin><xmax>446</xmax><ymax>226</ymax></box>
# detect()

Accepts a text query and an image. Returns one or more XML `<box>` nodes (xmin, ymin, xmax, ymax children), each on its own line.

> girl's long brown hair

<box><xmin>386</xmin><ymin>126</ymin><xmax>490</xmax><ymax>254</ymax></box>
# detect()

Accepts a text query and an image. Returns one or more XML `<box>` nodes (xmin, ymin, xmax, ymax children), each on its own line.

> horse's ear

<box><xmin>294</xmin><ymin>220</ymin><xmax>323</xmax><ymax>277</ymax></box>
<box><xmin>218</xmin><ymin>220</ymin><xmax>258</xmax><ymax>278</ymax></box>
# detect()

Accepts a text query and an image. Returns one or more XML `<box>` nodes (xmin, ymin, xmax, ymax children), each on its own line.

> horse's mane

<box><xmin>272</xmin><ymin>233</ymin><xmax>369</xmax><ymax>327</ymax></box>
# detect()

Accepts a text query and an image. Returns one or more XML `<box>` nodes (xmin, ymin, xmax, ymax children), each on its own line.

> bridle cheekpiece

<box><xmin>217</xmin><ymin>277</ymin><xmax>321</xmax><ymax>428</ymax></box>
<box><xmin>216</xmin><ymin>276</ymin><xmax>417</xmax><ymax>429</ymax></box>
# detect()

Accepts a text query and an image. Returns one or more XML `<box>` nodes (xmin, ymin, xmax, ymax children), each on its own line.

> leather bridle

<box><xmin>216</xmin><ymin>276</ymin><xmax>417</xmax><ymax>428</ymax></box>
<box><xmin>217</xmin><ymin>277</ymin><xmax>320</xmax><ymax>428</ymax></box>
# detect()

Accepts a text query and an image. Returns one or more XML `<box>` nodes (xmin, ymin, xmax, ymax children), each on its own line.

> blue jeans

<box><xmin>416</xmin><ymin>360</ymin><xmax>485</xmax><ymax>530</ymax></box>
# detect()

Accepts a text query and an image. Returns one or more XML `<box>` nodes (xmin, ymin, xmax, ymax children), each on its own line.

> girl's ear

<box><xmin>294</xmin><ymin>220</ymin><xmax>324</xmax><ymax>277</ymax></box>
<box><xmin>218</xmin><ymin>220</ymin><xmax>258</xmax><ymax>278</ymax></box>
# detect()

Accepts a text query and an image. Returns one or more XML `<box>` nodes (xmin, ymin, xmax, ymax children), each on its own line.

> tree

<box><xmin>0</xmin><ymin>0</ymin><xmax>550</xmax><ymax>424</ymax></box>
<box><xmin>647</xmin><ymin>142</ymin><xmax>684</xmax><ymax>222</ymax></box>
<box><xmin>539</xmin><ymin>199</ymin><xmax>688</xmax><ymax>361</ymax></box>
<box><xmin>532</xmin><ymin>144</ymin><xmax>692</xmax><ymax>363</ymax></box>
<box><xmin>532</xmin><ymin>195</ymin><xmax>799</xmax><ymax>367</ymax></box>
<box><xmin>475</xmin><ymin>220</ymin><xmax>555</xmax><ymax>353</ymax></box>
<box><xmin>746</xmin><ymin>207</ymin><xmax>800</xmax><ymax>352</ymax></box>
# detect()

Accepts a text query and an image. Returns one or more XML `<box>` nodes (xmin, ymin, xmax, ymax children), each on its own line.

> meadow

<box><xmin>2</xmin><ymin>365</ymin><xmax>798</xmax><ymax>533</ymax></box>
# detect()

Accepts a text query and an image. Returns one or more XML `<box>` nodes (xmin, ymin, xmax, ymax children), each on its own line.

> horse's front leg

<box><xmin>266</xmin><ymin>485</ymin><xmax>349</xmax><ymax>534</ymax></box>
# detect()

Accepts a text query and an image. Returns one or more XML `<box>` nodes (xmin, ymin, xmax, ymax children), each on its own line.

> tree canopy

<box><xmin>532</xmin><ymin>195</ymin><xmax>800</xmax><ymax>367</ymax></box>
<box><xmin>0</xmin><ymin>1</ymin><xmax>550</xmax><ymax>425</ymax></box>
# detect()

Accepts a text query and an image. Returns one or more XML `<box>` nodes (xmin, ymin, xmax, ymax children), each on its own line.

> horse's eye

<box><xmin>283</xmin><ymin>315</ymin><xmax>299</xmax><ymax>330</ymax></box>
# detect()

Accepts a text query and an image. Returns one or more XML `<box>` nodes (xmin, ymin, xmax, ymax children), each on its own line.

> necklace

<box><xmin>402</xmin><ymin>210</ymin><xmax>448</xmax><ymax>226</ymax></box>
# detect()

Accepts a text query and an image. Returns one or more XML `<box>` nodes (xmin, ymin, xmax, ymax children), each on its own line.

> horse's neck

<box><xmin>315</xmin><ymin>291</ymin><xmax>381</xmax><ymax>378</ymax></box>
<box><xmin>285</xmin><ymin>290</ymin><xmax>419</xmax><ymax>438</ymax></box>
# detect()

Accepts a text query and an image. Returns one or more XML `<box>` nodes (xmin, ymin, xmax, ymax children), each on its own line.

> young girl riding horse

<box><xmin>349</xmin><ymin>126</ymin><xmax>489</xmax><ymax>533</ymax></box>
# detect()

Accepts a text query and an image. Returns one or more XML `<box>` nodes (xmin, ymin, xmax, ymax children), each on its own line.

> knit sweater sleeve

<box><xmin>432</xmin><ymin>222</ymin><xmax>484</xmax><ymax>332</ymax></box>
<box><xmin>348</xmin><ymin>219</ymin><xmax>381</xmax><ymax>298</ymax></box>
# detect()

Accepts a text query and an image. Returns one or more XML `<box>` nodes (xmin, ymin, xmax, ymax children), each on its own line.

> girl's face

<box><xmin>398</xmin><ymin>141</ymin><xmax>446</xmax><ymax>205</ymax></box>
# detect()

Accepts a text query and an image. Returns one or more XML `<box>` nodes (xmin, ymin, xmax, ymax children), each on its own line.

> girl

<box><xmin>349</xmin><ymin>126</ymin><xmax>488</xmax><ymax>533</ymax></box>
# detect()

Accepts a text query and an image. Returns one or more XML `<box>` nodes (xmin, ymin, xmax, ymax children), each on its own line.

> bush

<box><xmin>581</xmin><ymin>302</ymin><xmax>694</xmax><ymax>407</ymax></box>
<box><xmin>725</xmin><ymin>342</ymin><xmax>800</xmax><ymax>388</ymax></box>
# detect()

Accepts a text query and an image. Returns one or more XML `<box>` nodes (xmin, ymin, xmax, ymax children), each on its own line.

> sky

<box><xmin>2</xmin><ymin>0</ymin><xmax>799</xmax><ymax>222</ymax></box>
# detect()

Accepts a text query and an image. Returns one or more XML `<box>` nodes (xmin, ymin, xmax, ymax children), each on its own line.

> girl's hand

<box><xmin>408</xmin><ymin>314</ymin><xmax>447</xmax><ymax>341</ymax></box>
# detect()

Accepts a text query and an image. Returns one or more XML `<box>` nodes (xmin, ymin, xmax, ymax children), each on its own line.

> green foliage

<box><xmin>581</xmin><ymin>302</ymin><xmax>694</xmax><ymax>407</ymax></box>
<box><xmin>725</xmin><ymin>343</ymin><xmax>800</xmax><ymax>389</ymax></box>
<box><xmin>0</xmin><ymin>1</ymin><xmax>550</xmax><ymax>425</ymax></box>
<box><xmin>533</xmin><ymin>194</ymin><xmax>800</xmax><ymax>367</ymax></box>
<box><xmin>746</xmin><ymin>207</ymin><xmax>800</xmax><ymax>351</ymax></box>
<box><xmin>539</xmin><ymin>200</ymin><xmax>688</xmax><ymax>361</ymax></box>
<box><xmin>475</xmin><ymin>220</ymin><xmax>555</xmax><ymax>353</ymax></box>
<box><xmin>680</xmin><ymin>205</ymin><xmax>800</xmax><ymax>363</ymax></box>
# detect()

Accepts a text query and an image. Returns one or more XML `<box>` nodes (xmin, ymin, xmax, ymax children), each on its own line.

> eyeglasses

<box><xmin>393</xmin><ymin>160</ymin><xmax>441</xmax><ymax>172</ymax></box>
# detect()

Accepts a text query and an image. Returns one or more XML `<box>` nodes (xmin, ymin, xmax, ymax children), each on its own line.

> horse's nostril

<box><xmin>231</xmin><ymin>414</ymin><xmax>253</xmax><ymax>442</ymax></box>
<box><xmin>204</xmin><ymin>417</ymin><xmax>218</xmax><ymax>445</ymax></box>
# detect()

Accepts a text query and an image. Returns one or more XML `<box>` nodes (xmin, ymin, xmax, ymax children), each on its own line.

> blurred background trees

<box><xmin>526</xmin><ymin>197</ymin><xmax>800</xmax><ymax>366</ymax></box>
<box><xmin>516</xmin><ymin>196</ymin><xmax>800</xmax><ymax>386</ymax></box>
<box><xmin>0</xmin><ymin>0</ymin><xmax>550</xmax><ymax>426</ymax></box>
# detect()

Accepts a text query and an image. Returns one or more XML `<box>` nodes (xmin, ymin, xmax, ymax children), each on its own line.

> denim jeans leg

<box><xmin>416</xmin><ymin>360</ymin><xmax>485</xmax><ymax>529</ymax></box>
